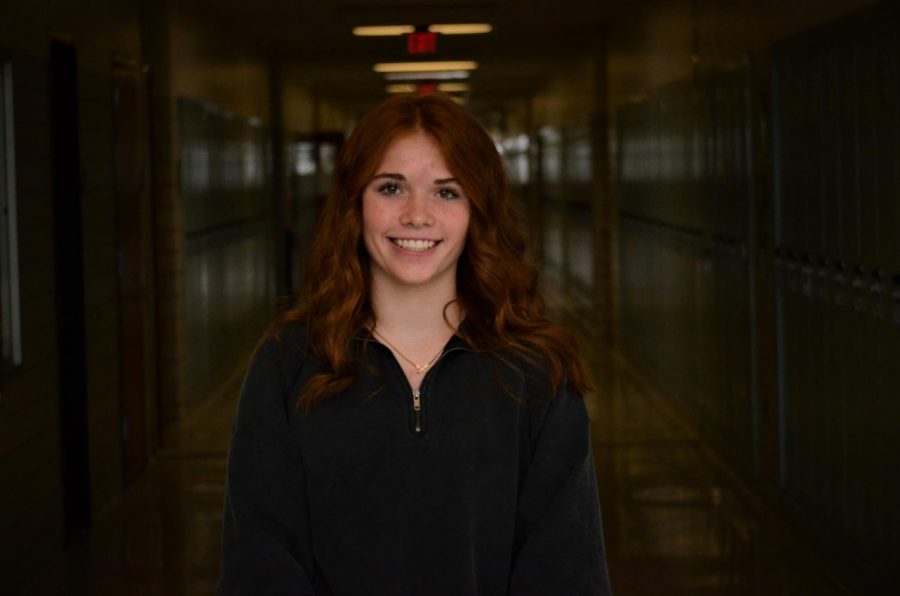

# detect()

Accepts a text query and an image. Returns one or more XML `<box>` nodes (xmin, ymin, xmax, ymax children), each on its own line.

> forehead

<box><xmin>375</xmin><ymin>131</ymin><xmax>451</xmax><ymax>172</ymax></box>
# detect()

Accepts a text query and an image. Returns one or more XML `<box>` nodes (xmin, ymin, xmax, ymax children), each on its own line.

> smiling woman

<box><xmin>362</xmin><ymin>131</ymin><xmax>471</xmax><ymax>294</ymax></box>
<box><xmin>218</xmin><ymin>93</ymin><xmax>612</xmax><ymax>595</ymax></box>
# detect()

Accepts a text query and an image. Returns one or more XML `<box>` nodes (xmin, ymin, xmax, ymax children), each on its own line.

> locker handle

<box><xmin>851</xmin><ymin>275</ymin><xmax>868</xmax><ymax>313</ymax></box>
<box><xmin>815</xmin><ymin>267</ymin><xmax>830</xmax><ymax>301</ymax></box>
<box><xmin>892</xmin><ymin>280</ymin><xmax>900</xmax><ymax>326</ymax></box>
<box><xmin>869</xmin><ymin>274</ymin><xmax>886</xmax><ymax>318</ymax></box>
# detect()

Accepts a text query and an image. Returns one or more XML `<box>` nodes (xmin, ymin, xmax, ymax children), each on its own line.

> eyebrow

<box><xmin>371</xmin><ymin>173</ymin><xmax>405</xmax><ymax>181</ymax></box>
<box><xmin>370</xmin><ymin>173</ymin><xmax>460</xmax><ymax>185</ymax></box>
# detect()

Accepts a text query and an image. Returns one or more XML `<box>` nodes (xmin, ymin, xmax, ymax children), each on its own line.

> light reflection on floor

<box><xmin>29</xmin><ymin>352</ymin><xmax>854</xmax><ymax>595</ymax></box>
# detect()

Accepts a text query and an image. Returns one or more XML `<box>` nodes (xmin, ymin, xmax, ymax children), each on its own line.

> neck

<box><xmin>370</xmin><ymin>276</ymin><xmax>463</xmax><ymax>342</ymax></box>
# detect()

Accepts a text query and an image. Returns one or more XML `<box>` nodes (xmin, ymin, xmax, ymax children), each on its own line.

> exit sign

<box><xmin>407</xmin><ymin>31</ymin><xmax>438</xmax><ymax>55</ymax></box>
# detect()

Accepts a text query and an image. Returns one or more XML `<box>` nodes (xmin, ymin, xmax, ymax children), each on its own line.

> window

<box><xmin>1</xmin><ymin>58</ymin><xmax>21</xmax><ymax>375</ymax></box>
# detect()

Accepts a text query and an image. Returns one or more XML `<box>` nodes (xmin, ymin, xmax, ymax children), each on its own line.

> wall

<box><xmin>497</xmin><ymin>46</ymin><xmax>615</xmax><ymax>349</ymax></box>
<box><xmin>0</xmin><ymin>0</ymin><xmax>144</xmax><ymax>593</ymax></box>
<box><xmin>143</xmin><ymin>0</ymin><xmax>276</xmax><ymax>429</ymax></box>
<box><xmin>607</xmin><ymin>0</ymin><xmax>879</xmax><ymax>105</ymax></box>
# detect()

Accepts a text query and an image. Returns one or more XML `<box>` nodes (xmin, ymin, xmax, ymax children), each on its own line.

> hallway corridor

<box><xmin>29</xmin><ymin>348</ymin><xmax>854</xmax><ymax>596</ymax></box>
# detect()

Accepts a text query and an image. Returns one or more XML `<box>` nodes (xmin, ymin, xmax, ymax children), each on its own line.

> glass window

<box><xmin>1</xmin><ymin>58</ymin><xmax>21</xmax><ymax>375</ymax></box>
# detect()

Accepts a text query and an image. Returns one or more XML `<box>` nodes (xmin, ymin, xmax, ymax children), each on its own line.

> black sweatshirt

<box><xmin>218</xmin><ymin>324</ymin><xmax>612</xmax><ymax>595</ymax></box>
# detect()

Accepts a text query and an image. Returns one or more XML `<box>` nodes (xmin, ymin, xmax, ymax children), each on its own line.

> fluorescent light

<box><xmin>353</xmin><ymin>23</ymin><xmax>492</xmax><ymax>36</ymax></box>
<box><xmin>374</xmin><ymin>61</ymin><xmax>477</xmax><ymax>73</ymax></box>
<box><xmin>386</xmin><ymin>84</ymin><xmax>417</xmax><ymax>94</ymax></box>
<box><xmin>428</xmin><ymin>23</ymin><xmax>492</xmax><ymax>35</ymax></box>
<box><xmin>437</xmin><ymin>82</ymin><xmax>470</xmax><ymax>93</ymax></box>
<box><xmin>384</xmin><ymin>71</ymin><xmax>471</xmax><ymax>81</ymax></box>
<box><xmin>353</xmin><ymin>25</ymin><xmax>414</xmax><ymax>36</ymax></box>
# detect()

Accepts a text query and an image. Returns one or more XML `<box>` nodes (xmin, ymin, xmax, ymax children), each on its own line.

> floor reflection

<box><xmin>31</xmin><ymin>374</ymin><xmax>240</xmax><ymax>596</ymax></box>
<box><xmin>30</xmin><ymin>351</ymin><xmax>853</xmax><ymax>595</ymax></box>
<box><xmin>592</xmin><ymin>354</ymin><xmax>851</xmax><ymax>595</ymax></box>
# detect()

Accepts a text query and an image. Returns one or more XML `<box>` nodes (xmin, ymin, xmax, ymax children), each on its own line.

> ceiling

<box><xmin>188</xmin><ymin>0</ymin><xmax>628</xmax><ymax>108</ymax></box>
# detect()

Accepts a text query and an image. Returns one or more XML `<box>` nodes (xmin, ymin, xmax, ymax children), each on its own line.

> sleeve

<box><xmin>508</xmin><ymin>385</ymin><xmax>613</xmax><ymax>596</ymax></box>
<box><xmin>217</xmin><ymin>336</ymin><xmax>315</xmax><ymax>596</ymax></box>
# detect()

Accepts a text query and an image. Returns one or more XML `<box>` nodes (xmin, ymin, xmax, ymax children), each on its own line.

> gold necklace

<box><xmin>372</xmin><ymin>328</ymin><xmax>444</xmax><ymax>374</ymax></box>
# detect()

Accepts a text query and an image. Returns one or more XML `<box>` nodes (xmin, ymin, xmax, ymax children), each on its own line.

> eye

<box><xmin>376</xmin><ymin>182</ymin><xmax>403</xmax><ymax>196</ymax></box>
<box><xmin>436</xmin><ymin>187</ymin><xmax>460</xmax><ymax>200</ymax></box>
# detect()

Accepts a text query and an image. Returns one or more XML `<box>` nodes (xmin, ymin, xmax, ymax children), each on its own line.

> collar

<box><xmin>353</xmin><ymin>321</ymin><xmax>473</xmax><ymax>352</ymax></box>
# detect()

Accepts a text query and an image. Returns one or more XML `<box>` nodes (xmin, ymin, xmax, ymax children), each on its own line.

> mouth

<box><xmin>389</xmin><ymin>237</ymin><xmax>441</xmax><ymax>252</ymax></box>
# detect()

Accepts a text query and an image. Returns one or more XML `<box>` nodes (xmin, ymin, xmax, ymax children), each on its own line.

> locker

<box><xmin>855</xmin><ymin>33</ymin><xmax>885</xmax><ymax>268</ymax></box>
<box><xmin>819</xmin><ymin>48</ymin><xmax>844</xmax><ymax>260</ymax></box>
<box><xmin>829</xmin><ymin>263</ymin><xmax>853</xmax><ymax>529</ymax></box>
<box><xmin>890</xmin><ymin>281</ymin><xmax>900</xmax><ymax>560</ymax></box>
<box><xmin>873</xmin><ymin>29</ymin><xmax>900</xmax><ymax>276</ymax></box>
<box><xmin>782</xmin><ymin>256</ymin><xmax>813</xmax><ymax>500</ymax></box>
<box><xmin>817</xmin><ymin>261</ymin><xmax>844</xmax><ymax>522</ymax></box>
<box><xmin>835</xmin><ymin>47</ymin><xmax>862</xmax><ymax>265</ymax></box>
<box><xmin>774</xmin><ymin>54</ymin><xmax>812</xmax><ymax>254</ymax></box>
<box><xmin>803</xmin><ymin>257</ymin><xmax>829</xmax><ymax>518</ymax></box>
<box><xmin>865</xmin><ymin>273</ymin><xmax>893</xmax><ymax>558</ymax></box>
<box><xmin>844</xmin><ymin>267</ymin><xmax>871</xmax><ymax>545</ymax></box>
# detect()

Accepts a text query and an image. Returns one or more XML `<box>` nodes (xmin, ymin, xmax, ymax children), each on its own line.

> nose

<box><xmin>399</xmin><ymin>192</ymin><xmax>433</xmax><ymax>227</ymax></box>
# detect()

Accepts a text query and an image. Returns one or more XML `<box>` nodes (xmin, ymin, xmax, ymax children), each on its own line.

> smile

<box><xmin>390</xmin><ymin>238</ymin><xmax>439</xmax><ymax>252</ymax></box>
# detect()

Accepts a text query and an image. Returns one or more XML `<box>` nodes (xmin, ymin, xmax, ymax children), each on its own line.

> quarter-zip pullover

<box><xmin>219</xmin><ymin>323</ymin><xmax>612</xmax><ymax>595</ymax></box>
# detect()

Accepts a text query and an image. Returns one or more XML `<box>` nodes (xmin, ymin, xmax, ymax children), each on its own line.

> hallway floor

<box><xmin>28</xmin><ymin>352</ymin><xmax>853</xmax><ymax>595</ymax></box>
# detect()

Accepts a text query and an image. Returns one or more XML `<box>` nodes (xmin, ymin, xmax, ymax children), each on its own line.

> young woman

<box><xmin>218</xmin><ymin>93</ymin><xmax>612</xmax><ymax>595</ymax></box>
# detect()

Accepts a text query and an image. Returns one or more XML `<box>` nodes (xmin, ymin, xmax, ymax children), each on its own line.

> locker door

<box><xmin>856</xmin><ymin>33</ymin><xmax>885</xmax><ymax>269</ymax></box>
<box><xmin>835</xmin><ymin>47</ymin><xmax>862</xmax><ymax>265</ymax></box>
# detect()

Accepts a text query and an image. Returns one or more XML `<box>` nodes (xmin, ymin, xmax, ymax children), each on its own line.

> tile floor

<box><xmin>28</xmin><ymin>350</ymin><xmax>857</xmax><ymax>595</ymax></box>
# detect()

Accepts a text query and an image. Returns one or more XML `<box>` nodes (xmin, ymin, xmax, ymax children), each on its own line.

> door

<box><xmin>112</xmin><ymin>58</ymin><xmax>154</xmax><ymax>485</ymax></box>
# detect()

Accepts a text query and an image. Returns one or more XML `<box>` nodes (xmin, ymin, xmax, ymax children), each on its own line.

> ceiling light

<box><xmin>386</xmin><ymin>84</ymin><xmax>417</xmax><ymax>94</ymax></box>
<box><xmin>353</xmin><ymin>25</ymin><xmax>414</xmax><ymax>36</ymax></box>
<box><xmin>437</xmin><ymin>82</ymin><xmax>470</xmax><ymax>93</ymax></box>
<box><xmin>384</xmin><ymin>71</ymin><xmax>471</xmax><ymax>81</ymax></box>
<box><xmin>428</xmin><ymin>24</ymin><xmax>492</xmax><ymax>35</ymax></box>
<box><xmin>353</xmin><ymin>24</ymin><xmax>492</xmax><ymax>36</ymax></box>
<box><xmin>374</xmin><ymin>61</ymin><xmax>477</xmax><ymax>73</ymax></box>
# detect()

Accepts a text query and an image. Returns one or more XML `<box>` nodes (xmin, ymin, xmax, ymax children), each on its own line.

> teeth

<box><xmin>392</xmin><ymin>238</ymin><xmax>437</xmax><ymax>252</ymax></box>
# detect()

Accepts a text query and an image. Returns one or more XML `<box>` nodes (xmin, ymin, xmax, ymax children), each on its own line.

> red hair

<box><xmin>274</xmin><ymin>93</ymin><xmax>590</xmax><ymax>411</ymax></box>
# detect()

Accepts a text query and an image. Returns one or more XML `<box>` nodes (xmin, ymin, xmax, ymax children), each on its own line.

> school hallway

<box><xmin>2</xmin><ymin>0</ymin><xmax>897</xmax><ymax>594</ymax></box>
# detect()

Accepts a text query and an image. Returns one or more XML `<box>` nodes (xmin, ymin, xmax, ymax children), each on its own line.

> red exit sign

<box><xmin>407</xmin><ymin>31</ymin><xmax>437</xmax><ymax>54</ymax></box>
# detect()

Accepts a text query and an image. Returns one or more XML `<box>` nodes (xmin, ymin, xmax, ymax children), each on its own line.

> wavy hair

<box><xmin>274</xmin><ymin>93</ymin><xmax>590</xmax><ymax>411</ymax></box>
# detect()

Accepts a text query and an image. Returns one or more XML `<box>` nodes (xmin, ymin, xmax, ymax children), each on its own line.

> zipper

<box><xmin>405</xmin><ymin>345</ymin><xmax>467</xmax><ymax>435</ymax></box>
<box><xmin>374</xmin><ymin>340</ymin><xmax>469</xmax><ymax>436</ymax></box>
<box><xmin>412</xmin><ymin>389</ymin><xmax>422</xmax><ymax>433</ymax></box>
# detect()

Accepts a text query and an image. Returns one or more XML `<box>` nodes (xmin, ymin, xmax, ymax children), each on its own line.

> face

<box><xmin>362</xmin><ymin>131</ymin><xmax>470</xmax><ymax>294</ymax></box>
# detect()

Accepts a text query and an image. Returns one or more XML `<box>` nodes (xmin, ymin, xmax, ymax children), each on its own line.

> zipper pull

<box><xmin>412</xmin><ymin>389</ymin><xmax>422</xmax><ymax>433</ymax></box>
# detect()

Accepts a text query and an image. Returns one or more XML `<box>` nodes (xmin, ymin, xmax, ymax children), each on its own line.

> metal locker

<box><xmin>804</xmin><ymin>256</ymin><xmax>830</xmax><ymax>519</ymax></box>
<box><xmin>778</xmin><ymin>52</ymin><xmax>817</xmax><ymax>256</ymax></box>
<box><xmin>864</xmin><ymin>272</ymin><xmax>892</xmax><ymax>556</ymax></box>
<box><xmin>835</xmin><ymin>47</ymin><xmax>862</xmax><ymax>265</ymax></box>
<box><xmin>890</xmin><ymin>280</ymin><xmax>900</xmax><ymax>554</ymax></box>
<box><xmin>844</xmin><ymin>267</ymin><xmax>871</xmax><ymax>545</ymax></box>
<box><xmin>875</xmin><ymin>29</ymin><xmax>900</xmax><ymax>277</ymax></box>
<box><xmin>816</xmin><ymin>260</ymin><xmax>843</xmax><ymax>522</ymax></box>
<box><xmin>782</xmin><ymin>256</ymin><xmax>812</xmax><ymax>501</ymax></box>
<box><xmin>819</xmin><ymin>47</ymin><xmax>844</xmax><ymax>261</ymax></box>
<box><xmin>829</xmin><ymin>263</ymin><xmax>853</xmax><ymax>529</ymax></box>
<box><xmin>855</xmin><ymin>32</ymin><xmax>887</xmax><ymax>269</ymax></box>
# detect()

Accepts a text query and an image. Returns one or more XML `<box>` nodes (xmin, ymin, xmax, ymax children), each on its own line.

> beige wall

<box><xmin>168</xmin><ymin>2</ymin><xmax>270</xmax><ymax>124</ymax></box>
<box><xmin>607</xmin><ymin>0</ymin><xmax>877</xmax><ymax>104</ymax></box>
